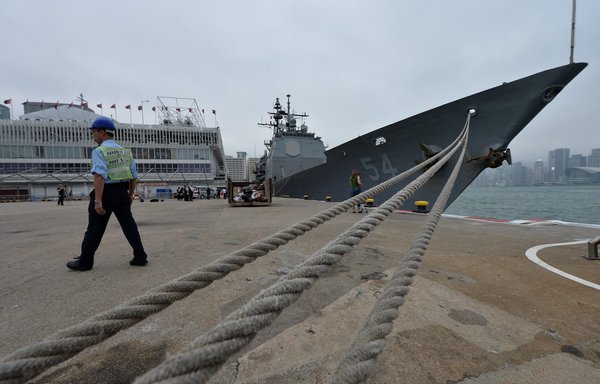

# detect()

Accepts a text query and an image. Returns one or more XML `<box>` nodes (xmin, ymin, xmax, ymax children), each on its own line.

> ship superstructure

<box><xmin>255</xmin><ymin>95</ymin><xmax>326</xmax><ymax>183</ymax></box>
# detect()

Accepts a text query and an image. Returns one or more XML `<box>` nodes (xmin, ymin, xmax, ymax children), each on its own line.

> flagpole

<box><xmin>129</xmin><ymin>108</ymin><xmax>133</xmax><ymax>127</ymax></box>
<box><xmin>141</xmin><ymin>99</ymin><xmax>149</xmax><ymax>125</ymax></box>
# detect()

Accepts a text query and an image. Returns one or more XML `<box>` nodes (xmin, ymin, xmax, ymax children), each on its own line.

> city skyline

<box><xmin>511</xmin><ymin>146</ymin><xmax>599</xmax><ymax>167</ymax></box>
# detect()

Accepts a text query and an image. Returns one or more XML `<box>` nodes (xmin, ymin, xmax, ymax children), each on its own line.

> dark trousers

<box><xmin>79</xmin><ymin>183</ymin><xmax>147</xmax><ymax>267</ymax></box>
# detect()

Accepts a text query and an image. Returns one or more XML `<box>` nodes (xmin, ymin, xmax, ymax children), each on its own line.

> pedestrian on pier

<box><xmin>57</xmin><ymin>184</ymin><xmax>66</xmax><ymax>206</ymax></box>
<box><xmin>66</xmin><ymin>117</ymin><xmax>148</xmax><ymax>271</ymax></box>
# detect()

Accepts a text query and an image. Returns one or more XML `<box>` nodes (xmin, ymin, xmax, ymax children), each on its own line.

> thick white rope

<box><xmin>329</xmin><ymin>114</ymin><xmax>470</xmax><ymax>384</ymax></box>
<box><xmin>0</xmin><ymin>129</ymin><xmax>463</xmax><ymax>384</ymax></box>
<box><xmin>132</xmin><ymin>123</ymin><xmax>469</xmax><ymax>384</ymax></box>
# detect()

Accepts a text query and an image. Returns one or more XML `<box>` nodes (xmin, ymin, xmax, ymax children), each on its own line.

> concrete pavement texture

<box><xmin>0</xmin><ymin>198</ymin><xmax>599</xmax><ymax>383</ymax></box>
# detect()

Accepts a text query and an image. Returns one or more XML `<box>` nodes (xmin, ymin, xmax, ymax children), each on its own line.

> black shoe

<box><xmin>66</xmin><ymin>258</ymin><xmax>93</xmax><ymax>271</ymax></box>
<box><xmin>130</xmin><ymin>258</ymin><xmax>148</xmax><ymax>266</ymax></box>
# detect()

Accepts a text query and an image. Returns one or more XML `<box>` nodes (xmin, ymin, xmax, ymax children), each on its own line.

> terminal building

<box><xmin>0</xmin><ymin>97</ymin><xmax>227</xmax><ymax>201</ymax></box>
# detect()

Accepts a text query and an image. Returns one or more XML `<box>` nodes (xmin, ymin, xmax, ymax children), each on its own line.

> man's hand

<box><xmin>95</xmin><ymin>200</ymin><xmax>106</xmax><ymax>215</ymax></box>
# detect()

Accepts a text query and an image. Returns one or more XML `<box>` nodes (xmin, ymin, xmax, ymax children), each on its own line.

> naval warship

<box><xmin>264</xmin><ymin>62</ymin><xmax>587</xmax><ymax>208</ymax></box>
<box><xmin>255</xmin><ymin>95</ymin><xmax>327</xmax><ymax>183</ymax></box>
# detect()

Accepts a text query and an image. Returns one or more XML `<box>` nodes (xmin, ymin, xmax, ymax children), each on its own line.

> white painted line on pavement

<box><xmin>525</xmin><ymin>240</ymin><xmax>600</xmax><ymax>291</ymax></box>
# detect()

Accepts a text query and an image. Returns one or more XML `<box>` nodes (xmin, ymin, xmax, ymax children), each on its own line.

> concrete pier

<box><xmin>1</xmin><ymin>198</ymin><xmax>599</xmax><ymax>383</ymax></box>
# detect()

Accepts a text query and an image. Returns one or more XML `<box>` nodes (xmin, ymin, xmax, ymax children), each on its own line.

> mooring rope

<box><xmin>329</xmin><ymin>115</ymin><xmax>470</xmax><ymax>384</ymax></box>
<box><xmin>0</xmin><ymin>129</ymin><xmax>464</xmax><ymax>384</ymax></box>
<box><xmin>132</xmin><ymin>122</ymin><xmax>469</xmax><ymax>384</ymax></box>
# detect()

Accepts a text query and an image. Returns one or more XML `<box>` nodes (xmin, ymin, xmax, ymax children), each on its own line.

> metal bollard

<box><xmin>585</xmin><ymin>235</ymin><xmax>600</xmax><ymax>260</ymax></box>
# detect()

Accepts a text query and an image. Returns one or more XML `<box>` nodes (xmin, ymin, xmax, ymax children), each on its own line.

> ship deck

<box><xmin>1</xmin><ymin>198</ymin><xmax>599</xmax><ymax>383</ymax></box>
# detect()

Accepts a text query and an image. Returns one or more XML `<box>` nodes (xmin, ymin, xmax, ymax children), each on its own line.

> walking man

<box><xmin>67</xmin><ymin>117</ymin><xmax>148</xmax><ymax>271</ymax></box>
<box><xmin>57</xmin><ymin>184</ymin><xmax>66</xmax><ymax>206</ymax></box>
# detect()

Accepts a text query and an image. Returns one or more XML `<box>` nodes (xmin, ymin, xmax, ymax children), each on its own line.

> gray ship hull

<box><xmin>274</xmin><ymin>63</ymin><xmax>587</xmax><ymax>209</ymax></box>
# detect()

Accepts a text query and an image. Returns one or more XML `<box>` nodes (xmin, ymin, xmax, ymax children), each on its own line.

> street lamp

<box><xmin>141</xmin><ymin>99</ymin><xmax>150</xmax><ymax>124</ymax></box>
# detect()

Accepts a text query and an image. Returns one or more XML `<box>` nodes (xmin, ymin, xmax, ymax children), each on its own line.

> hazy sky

<box><xmin>2</xmin><ymin>1</ymin><xmax>598</xmax><ymax>165</ymax></box>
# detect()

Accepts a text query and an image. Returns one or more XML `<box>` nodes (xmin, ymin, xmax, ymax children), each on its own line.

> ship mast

<box><xmin>569</xmin><ymin>0</ymin><xmax>576</xmax><ymax>64</ymax></box>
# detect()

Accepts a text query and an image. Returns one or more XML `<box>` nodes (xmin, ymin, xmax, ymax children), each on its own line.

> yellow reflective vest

<box><xmin>97</xmin><ymin>146</ymin><xmax>134</xmax><ymax>181</ymax></box>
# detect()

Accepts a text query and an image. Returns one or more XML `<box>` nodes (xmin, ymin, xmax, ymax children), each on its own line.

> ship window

<box><xmin>373</xmin><ymin>136</ymin><xmax>386</xmax><ymax>146</ymax></box>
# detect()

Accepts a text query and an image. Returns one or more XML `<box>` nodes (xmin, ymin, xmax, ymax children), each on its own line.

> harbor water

<box><xmin>445</xmin><ymin>185</ymin><xmax>600</xmax><ymax>225</ymax></box>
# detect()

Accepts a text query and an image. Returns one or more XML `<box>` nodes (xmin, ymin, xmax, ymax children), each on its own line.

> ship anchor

<box><xmin>469</xmin><ymin>147</ymin><xmax>512</xmax><ymax>168</ymax></box>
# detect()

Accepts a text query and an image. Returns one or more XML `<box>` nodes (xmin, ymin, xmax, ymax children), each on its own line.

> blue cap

<box><xmin>90</xmin><ymin>116</ymin><xmax>116</xmax><ymax>131</ymax></box>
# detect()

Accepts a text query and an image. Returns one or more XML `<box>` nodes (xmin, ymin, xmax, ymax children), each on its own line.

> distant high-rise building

<box><xmin>226</xmin><ymin>152</ymin><xmax>248</xmax><ymax>181</ymax></box>
<box><xmin>511</xmin><ymin>162</ymin><xmax>528</xmax><ymax>186</ymax></box>
<box><xmin>0</xmin><ymin>105</ymin><xmax>9</xmax><ymax>120</ymax></box>
<box><xmin>588</xmin><ymin>148</ymin><xmax>600</xmax><ymax>167</ymax></box>
<box><xmin>547</xmin><ymin>148</ymin><xmax>570</xmax><ymax>183</ymax></box>
<box><xmin>569</xmin><ymin>154</ymin><xmax>586</xmax><ymax>167</ymax></box>
<box><xmin>533</xmin><ymin>160</ymin><xmax>544</xmax><ymax>185</ymax></box>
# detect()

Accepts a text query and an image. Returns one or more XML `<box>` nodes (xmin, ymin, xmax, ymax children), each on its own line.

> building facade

<box><xmin>0</xmin><ymin>102</ymin><xmax>226</xmax><ymax>201</ymax></box>
<box><xmin>225</xmin><ymin>152</ymin><xmax>247</xmax><ymax>181</ymax></box>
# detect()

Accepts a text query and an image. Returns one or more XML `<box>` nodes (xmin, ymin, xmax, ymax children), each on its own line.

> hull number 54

<box><xmin>359</xmin><ymin>154</ymin><xmax>398</xmax><ymax>181</ymax></box>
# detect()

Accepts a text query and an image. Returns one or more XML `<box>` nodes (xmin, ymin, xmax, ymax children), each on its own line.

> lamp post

<box><xmin>141</xmin><ymin>99</ymin><xmax>149</xmax><ymax>125</ymax></box>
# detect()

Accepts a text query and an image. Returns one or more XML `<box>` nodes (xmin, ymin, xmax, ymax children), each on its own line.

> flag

<box><xmin>201</xmin><ymin>109</ymin><xmax>204</xmax><ymax>114</ymax></box>
<box><xmin>82</xmin><ymin>102</ymin><xmax>88</xmax><ymax>108</ymax></box>
<box><xmin>97</xmin><ymin>103</ymin><xmax>102</xmax><ymax>108</ymax></box>
<box><xmin>68</xmin><ymin>102</ymin><xmax>74</xmax><ymax>108</ymax></box>
<box><xmin>151</xmin><ymin>106</ymin><xmax>156</xmax><ymax>112</ymax></box>
<box><xmin>54</xmin><ymin>101</ymin><xmax>59</xmax><ymax>109</ymax></box>
<box><xmin>188</xmin><ymin>108</ymin><xmax>192</xmax><ymax>113</ymax></box>
<box><xmin>212</xmin><ymin>109</ymin><xmax>216</xmax><ymax>114</ymax></box>
<box><xmin>110</xmin><ymin>103</ymin><xmax>116</xmax><ymax>109</ymax></box>
<box><xmin>176</xmin><ymin>108</ymin><xmax>181</xmax><ymax>112</ymax></box>
<box><xmin>125</xmin><ymin>105</ymin><xmax>131</xmax><ymax>110</ymax></box>
<box><xmin>40</xmin><ymin>100</ymin><xmax>45</xmax><ymax>109</ymax></box>
<box><xmin>3</xmin><ymin>98</ymin><xmax>11</xmax><ymax>104</ymax></box>
<box><xmin>137</xmin><ymin>105</ymin><xmax>143</xmax><ymax>111</ymax></box>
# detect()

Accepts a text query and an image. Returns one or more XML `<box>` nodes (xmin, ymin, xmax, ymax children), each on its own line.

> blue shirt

<box><xmin>91</xmin><ymin>139</ymin><xmax>138</xmax><ymax>183</ymax></box>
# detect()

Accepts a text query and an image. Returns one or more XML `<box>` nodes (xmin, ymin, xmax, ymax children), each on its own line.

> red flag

<box><xmin>125</xmin><ymin>105</ymin><xmax>131</xmax><ymax>110</ymax></box>
<box><xmin>176</xmin><ymin>108</ymin><xmax>181</xmax><ymax>112</ymax></box>
<box><xmin>3</xmin><ymin>98</ymin><xmax>11</xmax><ymax>104</ymax></box>
<box><xmin>68</xmin><ymin>102</ymin><xmax>74</xmax><ymax>108</ymax></box>
<box><xmin>137</xmin><ymin>105</ymin><xmax>143</xmax><ymax>111</ymax></box>
<box><xmin>97</xmin><ymin>103</ymin><xmax>102</xmax><ymax>108</ymax></box>
<box><xmin>110</xmin><ymin>103</ymin><xmax>116</xmax><ymax>109</ymax></box>
<box><xmin>212</xmin><ymin>109</ymin><xmax>216</xmax><ymax>114</ymax></box>
<box><xmin>188</xmin><ymin>108</ymin><xmax>192</xmax><ymax>112</ymax></box>
<box><xmin>54</xmin><ymin>101</ymin><xmax>59</xmax><ymax>109</ymax></box>
<box><xmin>151</xmin><ymin>106</ymin><xmax>156</xmax><ymax>112</ymax></box>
